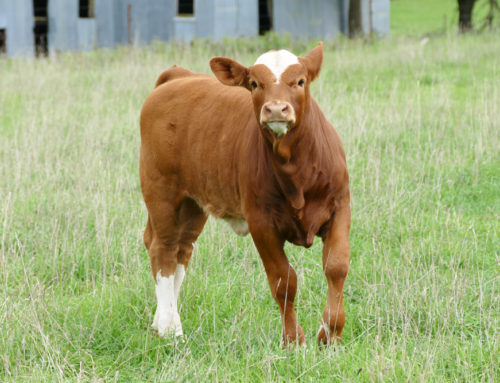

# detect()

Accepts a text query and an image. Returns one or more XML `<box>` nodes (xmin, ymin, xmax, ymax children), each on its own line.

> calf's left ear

<box><xmin>210</xmin><ymin>57</ymin><xmax>249</xmax><ymax>88</ymax></box>
<box><xmin>300</xmin><ymin>42</ymin><xmax>323</xmax><ymax>82</ymax></box>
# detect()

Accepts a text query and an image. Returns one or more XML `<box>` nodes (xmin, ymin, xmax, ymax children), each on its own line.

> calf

<box><xmin>139</xmin><ymin>43</ymin><xmax>350</xmax><ymax>346</ymax></box>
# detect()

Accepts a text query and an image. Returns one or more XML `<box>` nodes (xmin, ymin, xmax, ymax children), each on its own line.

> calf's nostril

<box><xmin>281</xmin><ymin>105</ymin><xmax>289</xmax><ymax>114</ymax></box>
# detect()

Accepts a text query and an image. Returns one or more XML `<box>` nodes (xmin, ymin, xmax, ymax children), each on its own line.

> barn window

<box><xmin>178</xmin><ymin>0</ymin><xmax>194</xmax><ymax>16</ymax></box>
<box><xmin>259</xmin><ymin>0</ymin><xmax>273</xmax><ymax>35</ymax></box>
<box><xmin>0</xmin><ymin>29</ymin><xmax>6</xmax><ymax>56</ymax></box>
<box><xmin>79</xmin><ymin>0</ymin><xmax>95</xmax><ymax>18</ymax></box>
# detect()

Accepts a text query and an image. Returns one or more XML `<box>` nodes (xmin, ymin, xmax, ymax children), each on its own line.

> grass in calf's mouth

<box><xmin>265</xmin><ymin>121</ymin><xmax>290</xmax><ymax>136</ymax></box>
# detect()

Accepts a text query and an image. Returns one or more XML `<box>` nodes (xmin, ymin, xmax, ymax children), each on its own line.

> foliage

<box><xmin>391</xmin><ymin>0</ymin><xmax>500</xmax><ymax>35</ymax></box>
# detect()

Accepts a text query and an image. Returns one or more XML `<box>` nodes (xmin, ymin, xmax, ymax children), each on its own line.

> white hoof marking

<box><xmin>156</xmin><ymin>310</ymin><xmax>183</xmax><ymax>337</ymax></box>
<box><xmin>152</xmin><ymin>308</ymin><xmax>159</xmax><ymax>330</ymax></box>
<box><xmin>154</xmin><ymin>269</ymin><xmax>185</xmax><ymax>337</ymax></box>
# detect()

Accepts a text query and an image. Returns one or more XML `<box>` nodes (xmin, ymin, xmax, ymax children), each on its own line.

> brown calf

<box><xmin>139</xmin><ymin>43</ymin><xmax>350</xmax><ymax>346</ymax></box>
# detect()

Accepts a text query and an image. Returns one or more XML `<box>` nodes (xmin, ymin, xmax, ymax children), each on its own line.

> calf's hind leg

<box><xmin>144</xmin><ymin>193</ymin><xmax>207</xmax><ymax>338</ymax></box>
<box><xmin>173</xmin><ymin>198</ymin><xmax>208</xmax><ymax>312</ymax></box>
<box><xmin>145</xmin><ymin>197</ymin><xmax>183</xmax><ymax>337</ymax></box>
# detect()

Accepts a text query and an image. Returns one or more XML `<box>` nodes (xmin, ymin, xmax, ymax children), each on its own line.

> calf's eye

<box><xmin>251</xmin><ymin>81</ymin><xmax>258</xmax><ymax>89</ymax></box>
<box><xmin>298</xmin><ymin>79</ymin><xmax>305</xmax><ymax>87</ymax></box>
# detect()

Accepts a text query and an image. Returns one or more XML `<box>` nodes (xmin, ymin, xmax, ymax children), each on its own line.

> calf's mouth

<box><xmin>264</xmin><ymin>121</ymin><xmax>291</xmax><ymax>136</ymax></box>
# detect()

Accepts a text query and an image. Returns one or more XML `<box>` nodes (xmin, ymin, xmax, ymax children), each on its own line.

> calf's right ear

<box><xmin>210</xmin><ymin>57</ymin><xmax>249</xmax><ymax>88</ymax></box>
<box><xmin>301</xmin><ymin>42</ymin><xmax>323</xmax><ymax>82</ymax></box>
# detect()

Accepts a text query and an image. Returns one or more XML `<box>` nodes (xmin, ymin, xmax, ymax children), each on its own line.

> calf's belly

<box><xmin>222</xmin><ymin>217</ymin><xmax>249</xmax><ymax>236</ymax></box>
<box><xmin>187</xmin><ymin>194</ymin><xmax>249</xmax><ymax>237</ymax></box>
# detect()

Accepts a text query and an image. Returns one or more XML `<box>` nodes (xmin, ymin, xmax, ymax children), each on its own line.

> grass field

<box><xmin>391</xmin><ymin>0</ymin><xmax>500</xmax><ymax>35</ymax></box>
<box><xmin>1</xmin><ymin>28</ymin><xmax>499</xmax><ymax>383</ymax></box>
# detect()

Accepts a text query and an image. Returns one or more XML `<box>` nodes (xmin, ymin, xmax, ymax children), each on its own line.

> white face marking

<box><xmin>152</xmin><ymin>270</ymin><xmax>183</xmax><ymax>337</ymax></box>
<box><xmin>254</xmin><ymin>49</ymin><xmax>299</xmax><ymax>84</ymax></box>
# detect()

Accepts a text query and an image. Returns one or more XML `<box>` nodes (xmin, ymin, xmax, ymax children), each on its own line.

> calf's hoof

<box><xmin>317</xmin><ymin>324</ymin><xmax>341</xmax><ymax>346</ymax></box>
<box><xmin>152</xmin><ymin>309</ymin><xmax>183</xmax><ymax>338</ymax></box>
<box><xmin>282</xmin><ymin>325</ymin><xmax>306</xmax><ymax>347</ymax></box>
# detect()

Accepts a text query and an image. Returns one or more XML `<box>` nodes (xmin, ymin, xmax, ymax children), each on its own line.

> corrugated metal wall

<box><xmin>274</xmin><ymin>0</ymin><xmax>347</xmax><ymax>39</ymax></box>
<box><xmin>0</xmin><ymin>0</ymin><xmax>389</xmax><ymax>58</ymax></box>
<box><xmin>0</xmin><ymin>0</ymin><xmax>34</xmax><ymax>57</ymax></box>
<box><xmin>361</xmin><ymin>0</ymin><xmax>390</xmax><ymax>36</ymax></box>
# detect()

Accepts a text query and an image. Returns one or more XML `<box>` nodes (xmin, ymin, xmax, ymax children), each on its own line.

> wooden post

<box><xmin>369</xmin><ymin>0</ymin><xmax>373</xmax><ymax>34</ymax></box>
<box><xmin>348</xmin><ymin>0</ymin><xmax>362</xmax><ymax>37</ymax></box>
<box><xmin>127</xmin><ymin>4</ymin><xmax>132</xmax><ymax>45</ymax></box>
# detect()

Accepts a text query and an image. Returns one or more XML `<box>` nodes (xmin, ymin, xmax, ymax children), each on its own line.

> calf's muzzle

<box><xmin>260</xmin><ymin>101</ymin><xmax>296</xmax><ymax>136</ymax></box>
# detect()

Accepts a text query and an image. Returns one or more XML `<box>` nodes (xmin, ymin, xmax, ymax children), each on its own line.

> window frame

<box><xmin>177</xmin><ymin>0</ymin><xmax>195</xmax><ymax>17</ymax></box>
<box><xmin>79</xmin><ymin>0</ymin><xmax>95</xmax><ymax>19</ymax></box>
<box><xmin>0</xmin><ymin>29</ymin><xmax>6</xmax><ymax>56</ymax></box>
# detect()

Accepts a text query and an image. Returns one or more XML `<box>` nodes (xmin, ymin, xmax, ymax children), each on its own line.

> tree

<box><xmin>483</xmin><ymin>0</ymin><xmax>500</xmax><ymax>30</ymax></box>
<box><xmin>458</xmin><ymin>0</ymin><xmax>477</xmax><ymax>32</ymax></box>
<box><xmin>348</xmin><ymin>0</ymin><xmax>362</xmax><ymax>37</ymax></box>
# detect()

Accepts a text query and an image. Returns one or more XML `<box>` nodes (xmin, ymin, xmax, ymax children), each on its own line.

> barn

<box><xmin>0</xmin><ymin>0</ymin><xmax>389</xmax><ymax>58</ymax></box>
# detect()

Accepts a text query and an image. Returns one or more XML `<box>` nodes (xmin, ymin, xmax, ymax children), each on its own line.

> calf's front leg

<box><xmin>317</xmin><ymin>194</ymin><xmax>351</xmax><ymax>345</ymax></box>
<box><xmin>249</xmin><ymin>222</ymin><xmax>305</xmax><ymax>346</ymax></box>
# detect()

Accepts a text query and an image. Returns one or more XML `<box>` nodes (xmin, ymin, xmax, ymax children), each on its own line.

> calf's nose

<box><xmin>261</xmin><ymin>101</ymin><xmax>292</xmax><ymax>122</ymax></box>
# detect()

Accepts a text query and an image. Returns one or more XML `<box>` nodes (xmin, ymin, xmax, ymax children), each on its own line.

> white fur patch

<box><xmin>152</xmin><ymin>270</ymin><xmax>183</xmax><ymax>337</ymax></box>
<box><xmin>174</xmin><ymin>264</ymin><xmax>185</xmax><ymax>300</ymax></box>
<box><xmin>223</xmin><ymin>218</ymin><xmax>249</xmax><ymax>236</ymax></box>
<box><xmin>254</xmin><ymin>50</ymin><xmax>299</xmax><ymax>84</ymax></box>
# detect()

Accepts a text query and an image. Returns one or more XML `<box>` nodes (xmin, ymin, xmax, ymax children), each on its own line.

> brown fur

<box><xmin>140</xmin><ymin>43</ymin><xmax>350</xmax><ymax>346</ymax></box>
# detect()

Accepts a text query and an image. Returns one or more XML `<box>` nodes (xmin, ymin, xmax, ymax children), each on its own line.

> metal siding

<box><xmin>371</xmin><ymin>0</ymin><xmax>390</xmax><ymax>36</ymax></box>
<box><xmin>195</xmin><ymin>0</ymin><xmax>215</xmax><ymax>38</ymax></box>
<box><xmin>1</xmin><ymin>0</ymin><xmax>34</xmax><ymax>57</ymax></box>
<box><xmin>174</xmin><ymin>17</ymin><xmax>196</xmax><ymax>42</ymax></box>
<box><xmin>113</xmin><ymin>0</ymin><xmax>128</xmax><ymax>45</ymax></box>
<box><xmin>77</xmin><ymin>18</ymin><xmax>97</xmax><ymax>51</ymax></box>
<box><xmin>360</xmin><ymin>0</ymin><xmax>389</xmax><ymax>36</ymax></box>
<box><xmin>146</xmin><ymin>0</ymin><xmax>173</xmax><ymax>42</ymax></box>
<box><xmin>273</xmin><ymin>0</ymin><xmax>343</xmax><ymax>39</ymax></box>
<box><xmin>48</xmin><ymin>0</ymin><xmax>78</xmax><ymax>52</ymax></box>
<box><xmin>213</xmin><ymin>0</ymin><xmax>238</xmax><ymax>39</ymax></box>
<box><xmin>212</xmin><ymin>0</ymin><xmax>257</xmax><ymax>39</ymax></box>
<box><xmin>235</xmin><ymin>0</ymin><xmax>258</xmax><ymax>37</ymax></box>
<box><xmin>340</xmin><ymin>0</ymin><xmax>349</xmax><ymax>35</ymax></box>
<box><xmin>121</xmin><ymin>0</ymin><xmax>174</xmax><ymax>45</ymax></box>
<box><xmin>130</xmin><ymin>0</ymin><xmax>149</xmax><ymax>44</ymax></box>
<box><xmin>95</xmin><ymin>0</ymin><xmax>116</xmax><ymax>48</ymax></box>
<box><xmin>0</xmin><ymin>0</ymin><xmax>6</xmax><ymax>28</ymax></box>
<box><xmin>1</xmin><ymin>0</ymin><xmax>389</xmax><ymax>56</ymax></box>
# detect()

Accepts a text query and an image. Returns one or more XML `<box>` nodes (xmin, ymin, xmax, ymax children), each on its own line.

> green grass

<box><xmin>1</xmin><ymin>33</ymin><xmax>499</xmax><ymax>381</ymax></box>
<box><xmin>391</xmin><ymin>0</ymin><xmax>500</xmax><ymax>35</ymax></box>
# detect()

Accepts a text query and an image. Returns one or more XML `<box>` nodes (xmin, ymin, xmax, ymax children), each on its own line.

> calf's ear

<box><xmin>210</xmin><ymin>57</ymin><xmax>249</xmax><ymax>88</ymax></box>
<box><xmin>300</xmin><ymin>42</ymin><xmax>323</xmax><ymax>82</ymax></box>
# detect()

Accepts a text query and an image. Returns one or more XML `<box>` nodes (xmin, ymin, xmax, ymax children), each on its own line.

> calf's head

<box><xmin>210</xmin><ymin>43</ymin><xmax>323</xmax><ymax>139</ymax></box>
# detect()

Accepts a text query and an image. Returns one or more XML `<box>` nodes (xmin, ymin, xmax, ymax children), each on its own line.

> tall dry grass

<box><xmin>0</xmin><ymin>34</ymin><xmax>498</xmax><ymax>381</ymax></box>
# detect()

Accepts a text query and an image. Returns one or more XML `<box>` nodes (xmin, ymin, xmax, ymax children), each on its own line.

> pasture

<box><xmin>1</xmin><ymin>32</ymin><xmax>499</xmax><ymax>381</ymax></box>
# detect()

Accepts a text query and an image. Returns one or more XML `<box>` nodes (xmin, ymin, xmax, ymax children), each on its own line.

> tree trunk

<box><xmin>458</xmin><ymin>0</ymin><xmax>477</xmax><ymax>32</ymax></box>
<box><xmin>484</xmin><ymin>0</ymin><xmax>499</xmax><ymax>29</ymax></box>
<box><xmin>348</xmin><ymin>0</ymin><xmax>362</xmax><ymax>38</ymax></box>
